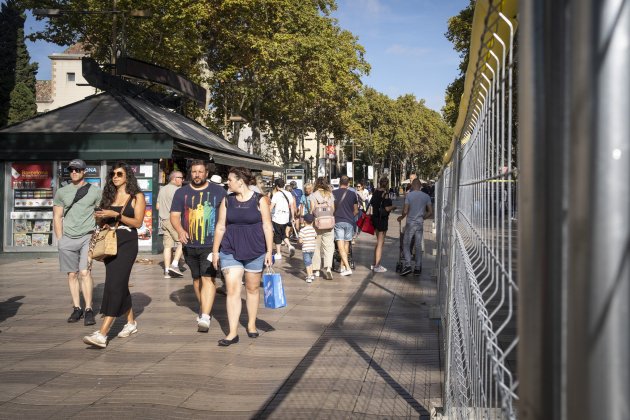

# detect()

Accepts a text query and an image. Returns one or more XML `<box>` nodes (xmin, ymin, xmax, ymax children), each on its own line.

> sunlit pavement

<box><xmin>0</xmin><ymin>202</ymin><xmax>441</xmax><ymax>419</ymax></box>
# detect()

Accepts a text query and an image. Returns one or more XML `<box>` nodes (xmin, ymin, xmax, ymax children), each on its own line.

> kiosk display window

<box><xmin>8</xmin><ymin>162</ymin><xmax>55</xmax><ymax>248</ymax></box>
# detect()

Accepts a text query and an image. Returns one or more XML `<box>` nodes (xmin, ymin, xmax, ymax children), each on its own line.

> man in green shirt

<box><xmin>53</xmin><ymin>159</ymin><xmax>102</xmax><ymax>326</ymax></box>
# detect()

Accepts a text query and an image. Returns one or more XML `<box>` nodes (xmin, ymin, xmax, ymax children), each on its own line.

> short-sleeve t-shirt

<box><xmin>271</xmin><ymin>190</ymin><xmax>294</xmax><ymax>225</ymax></box>
<box><xmin>405</xmin><ymin>190</ymin><xmax>432</xmax><ymax>224</ymax></box>
<box><xmin>332</xmin><ymin>187</ymin><xmax>358</xmax><ymax>225</ymax></box>
<box><xmin>171</xmin><ymin>183</ymin><xmax>226</xmax><ymax>248</ymax></box>
<box><xmin>157</xmin><ymin>183</ymin><xmax>180</xmax><ymax>220</ymax></box>
<box><xmin>53</xmin><ymin>183</ymin><xmax>102</xmax><ymax>238</ymax></box>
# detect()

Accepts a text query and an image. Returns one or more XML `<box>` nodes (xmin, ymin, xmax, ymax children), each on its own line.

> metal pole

<box><xmin>567</xmin><ymin>0</ymin><xmax>630</xmax><ymax>419</ymax></box>
<box><xmin>518</xmin><ymin>0</ymin><xmax>570</xmax><ymax>419</ymax></box>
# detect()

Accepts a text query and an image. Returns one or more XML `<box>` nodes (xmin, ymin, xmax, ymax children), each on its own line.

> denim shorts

<box><xmin>303</xmin><ymin>251</ymin><xmax>314</xmax><ymax>267</ymax></box>
<box><xmin>219</xmin><ymin>252</ymin><xmax>266</xmax><ymax>273</ymax></box>
<box><xmin>334</xmin><ymin>222</ymin><xmax>354</xmax><ymax>241</ymax></box>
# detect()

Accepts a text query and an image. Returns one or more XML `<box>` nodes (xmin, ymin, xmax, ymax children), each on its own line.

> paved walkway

<box><xmin>0</xmin><ymin>208</ymin><xmax>442</xmax><ymax>419</ymax></box>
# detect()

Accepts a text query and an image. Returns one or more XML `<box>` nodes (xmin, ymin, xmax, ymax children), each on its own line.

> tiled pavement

<box><xmin>0</xmin><ymin>212</ymin><xmax>442</xmax><ymax>419</ymax></box>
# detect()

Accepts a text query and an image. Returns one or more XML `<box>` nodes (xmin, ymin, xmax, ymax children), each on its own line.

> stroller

<box><xmin>332</xmin><ymin>241</ymin><xmax>355</xmax><ymax>272</ymax></box>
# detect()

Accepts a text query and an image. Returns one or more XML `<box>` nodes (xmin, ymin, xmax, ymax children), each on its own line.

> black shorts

<box><xmin>272</xmin><ymin>222</ymin><xmax>288</xmax><ymax>244</ymax></box>
<box><xmin>183</xmin><ymin>247</ymin><xmax>217</xmax><ymax>279</ymax></box>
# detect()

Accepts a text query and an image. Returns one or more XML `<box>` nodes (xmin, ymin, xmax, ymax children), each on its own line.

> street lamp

<box><xmin>309</xmin><ymin>156</ymin><xmax>315</xmax><ymax>181</ymax></box>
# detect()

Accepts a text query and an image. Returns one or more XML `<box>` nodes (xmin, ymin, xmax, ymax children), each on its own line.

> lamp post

<box><xmin>309</xmin><ymin>156</ymin><xmax>315</xmax><ymax>182</ymax></box>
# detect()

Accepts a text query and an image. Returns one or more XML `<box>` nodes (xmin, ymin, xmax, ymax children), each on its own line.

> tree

<box><xmin>7</xmin><ymin>82</ymin><xmax>37</xmax><ymax>125</ymax></box>
<box><xmin>19</xmin><ymin>0</ymin><xmax>214</xmax><ymax>81</ymax></box>
<box><xmin>346</xmin><ymin>87</ymin><xmax>452</xmax><ymax>181</ymax></box>
<box><xmin>0</xmin><ymin>0</ymin><xmax>38</xmax><ymax>127</ymax></box>
<box><xmin>443</xmin><ymin>0</ymin><xmax>475</xmax><ymax>127</ymax></box>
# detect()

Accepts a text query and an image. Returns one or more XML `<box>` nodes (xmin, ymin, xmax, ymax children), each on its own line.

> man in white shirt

<box><xmin>270</xmin><ymin>178</ymin><xmax>296</xmax><ymax>259</ymax></box>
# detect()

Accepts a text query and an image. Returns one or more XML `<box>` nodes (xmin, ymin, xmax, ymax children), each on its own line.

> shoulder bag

<box><xmin>88</xmin><ymin>195</ymin><xmax>132</xmax><ymax>263</ymax></box>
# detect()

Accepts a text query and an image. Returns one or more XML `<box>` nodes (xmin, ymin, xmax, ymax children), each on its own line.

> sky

<box><xmin>22</xmin><ymin>0</ymin><xmax>467</xmax><ymax>113</ymax></box>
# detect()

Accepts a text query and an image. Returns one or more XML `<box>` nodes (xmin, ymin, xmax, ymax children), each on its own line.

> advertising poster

<box><xmin>11</xmin><ymin>162</ymin><xmax>53</xmax><ymax>188</ymax></box>
<box><xmin>138</xmin><ymin>206</ymin><xmax>153</xmax><ymax>246</ymax></box>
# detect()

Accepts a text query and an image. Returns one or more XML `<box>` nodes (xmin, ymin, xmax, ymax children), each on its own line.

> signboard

<box><xmin>62</xmin><ymin>165</ymin><xmax>101</xmax><ymax>177</ymax></box>
<box><xmin>346</xmin><ymin>162</ymin><xmax>353</xmax><ymax>177</ymax></box>
<box><xmin>11</xmin><ymin>162</ymin><xmax>53</xmax><ymax>188</ymax></box>
<box><xmin>326</xmin><ymin>145</ymin><xmax>336</xmax><ymax>159</ymax></box>
<box><xmin>318</xmin><ymin>159</ymin><xmax>326</xmax><ymax>177</ymax></box>
<box><xmin>368</xmin><ymin>165</ymin><xmax>374</xmax><ymax>180</ymax></box>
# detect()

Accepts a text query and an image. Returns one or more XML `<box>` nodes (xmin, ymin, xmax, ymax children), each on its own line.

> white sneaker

<box><xmin>274</xmin><ymin>253</ymin><xmax>283</xmax><ymax>260</ymax></box>
<box><xmin>314</xmin><ymin>270</ymin><xmax>320</xmax><ymax>277</ymax></box>
<box><xmin>340</xmin><ymin>269</ymin><xmax>352</xmax><ymax>276</ymax></box>
<box><xmin>164</xmin><ymin>271</ymin><xmax>171</xmax><ymax>279</ymax></box>
<box><xmin>117</xmin><ymin>321</ymin><xmax>138</xmax><ymax>338</ymax></box>
<box><xmin>168</xmin><ymin>266</ymin><xmax>183</xmax><ymax>277</ymax></box>
<box><xmin>83</xmin><ymin>331</ymin><xmax>107</xmax><ymax>348</ymax></box>
<box><xmin>197</xmin><ymin>316</ymin><xmax>211</xmax><ymax>332</ymax></box>
<box><xmin>306</xmin><ymin>276</ymin><xmax>313</xmax><ymax>283</ymax></box>
<box><xmin>373</xmin><ymin>265</ymin><xmax>388</xmax><ymax>273</ymax></box>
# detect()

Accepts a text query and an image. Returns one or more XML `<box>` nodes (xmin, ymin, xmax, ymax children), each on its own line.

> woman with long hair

<box><xmin>83</xmin><ymin>162</ymin><xmax>146</xmax><ymax>348</ymax></box>
<box><xmin>370</xmin><ymin>177</ymin><xmax>397</xmax><ymax>272</ymax></box>
<box><xmin>309</xmin><ymin>177</ymin><xmax>335</xmax><ymax>280</ymax></box>
<box><xmin>212</xmin><ymin>167</ymin><xmax>274</xmax><ymax>346</ymax></box>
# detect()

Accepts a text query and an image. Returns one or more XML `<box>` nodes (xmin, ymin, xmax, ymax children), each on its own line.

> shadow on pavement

<box><xmin>169</xmin><ymin>284</ymin><xmax>275</xmax><ymax>337</ymax></box>
<box><xmin>108</xmin><ymin>292</ymin><xmax>152</xmax><ymax>337</ymax></box>
<box><xmin>0</xmin><ymin>295</ymin><xmax>25</xmax><ymax>329</ymax></box>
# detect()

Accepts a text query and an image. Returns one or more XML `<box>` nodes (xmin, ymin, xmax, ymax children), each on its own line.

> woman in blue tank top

<box><xmin>212</xmin><ymin>167</ymin><xmax>274</xmax><ymax>346</ymax></box>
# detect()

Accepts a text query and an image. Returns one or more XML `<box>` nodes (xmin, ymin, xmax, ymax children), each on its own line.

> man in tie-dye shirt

<box><xmin>171</xmin><ymin>160</ymin><xmax>227</xmax><ymax>333</ymax></box>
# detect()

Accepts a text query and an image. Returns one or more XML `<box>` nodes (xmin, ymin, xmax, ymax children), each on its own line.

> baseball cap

<box><xmin>303</xmin><ymin>214</ymin><xmax>314</xmax><ymax>223</ymax></box>
<box><xmin>210</xmin><ymin>175</ymin><xmax>223</xmax><ymax>185</ymax></box>
<box><xmin>67</xmin><ymin>159</ymin><xmax>86</xmax><ymax>170</ymax></box>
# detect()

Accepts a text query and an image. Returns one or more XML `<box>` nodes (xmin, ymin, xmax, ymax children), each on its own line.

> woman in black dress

<box><xmin>83</xmin><ymin>162</ymin><xmax>146</xmax><ymax>348</ymax></box>
<box><xmin>370</xmin><ymin>177</ymin><xmax>397</xmax><ymax>273</ymax></box>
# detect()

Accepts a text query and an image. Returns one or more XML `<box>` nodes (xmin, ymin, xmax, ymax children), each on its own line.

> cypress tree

<box><xmin>0</xmin><ymin>0</ymin><xmax>38</xmax><ymax>127</ymax></box>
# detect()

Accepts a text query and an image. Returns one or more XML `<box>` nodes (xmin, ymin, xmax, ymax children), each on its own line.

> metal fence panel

<box><xmin>435</xmin><ymin>1</ymin><xmax>518</xmax><ymax>418</ymax></box>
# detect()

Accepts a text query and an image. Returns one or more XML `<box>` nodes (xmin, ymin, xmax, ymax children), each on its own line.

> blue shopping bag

<box><xmin>263</xmin><ymin>267</ymin><xmax>286</xmax><ymax>309</ymax></box>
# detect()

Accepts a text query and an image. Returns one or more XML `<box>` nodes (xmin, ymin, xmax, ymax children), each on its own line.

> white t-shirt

<box><xmin>271</xmin><ymin>190</ymin><xmax>294</xmax><ymax>224</ymax></box>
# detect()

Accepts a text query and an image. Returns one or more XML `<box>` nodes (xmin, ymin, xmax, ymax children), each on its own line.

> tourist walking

<box><xmin>299</xmin><ymin>213</ymin><xmax>317</xmax><ymax>283</ymax></box>
<box><xmin>332</xmin><ymin>176</ymin><xmax>359</xmax><ymax>276</ymax></box>
<box><xmin>53</xmin><ymin>159</ymin><xmax>102</xmax><ymax>326</ymax></box>
<box><xmin>310</xmin><ymin>177</ymin><xmax>335</xmax><ymax>280</ymax></box>
<box><xmin>370</xmin><ymin>177</ymin><xmax>397</xmax><ymax>273</ymax></box>
<box><xmin>397</xmin><ymin>178</ymin><xmax>433</xmax><ymax>276</ymax></box>
<box><xmin>156</xmin><ymin>171</ymin><xmax>184</xmax><ymax>278</ymax></box>
<box><xmin>212</xmin><ymin>168</ymin><xmax>273</xmax><ymax>346</ymax></box>
<box><xmin>83</xmin><ymin>162</ymin><xmax>146</xmax><ymax>348</ymax></box>
<box><xmin>170</xmin><ymin>160</ymin><xmax>226</xmax><ymax>333</ymax></box>
<box><xmin>270</xmin><ymin>178</ymin><xmax>296</xmax><ymax>260</ymax></box>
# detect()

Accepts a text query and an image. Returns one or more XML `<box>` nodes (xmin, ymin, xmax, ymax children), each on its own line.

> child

<box><xmin>299</xmin><ymin>214</ymin><xmax>317</xmax><ymax>283</ymax></box>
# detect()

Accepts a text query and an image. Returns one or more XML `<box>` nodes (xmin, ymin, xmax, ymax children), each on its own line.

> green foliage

<box><xmin>442</xmin><ymin>0</ymin><xmax>475</xmax><ymax>127</ymax></box>
<box><xmin>8</xmin><ymin>82</ymin><xmax>37</xmax><ymax>125</ymax></box>
<box><xmin>346</xmin><ymin>87</ymin><xmax>452</xmax><ymax>180</ymax></box>
<box><xmin>0</xmin><ymin>0</ymin><xmax>38</xmax><ymax>127</ymax></box>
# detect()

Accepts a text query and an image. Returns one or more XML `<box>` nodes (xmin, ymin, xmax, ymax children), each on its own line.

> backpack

<box><xmin>313</xmin><ymin>193</ymin><xmax>335</xmax><ymax>230</ymax></box>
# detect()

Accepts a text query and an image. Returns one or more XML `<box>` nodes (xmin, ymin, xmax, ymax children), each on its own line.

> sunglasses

<box><xmin>68</xmin><ymin>167</ymin><xmax>83</xmax><ymax>173</ymax></box>
<box><xmin>110</xmin><ymin>170</ymin><xmax>126</xmax><ymax>178</ymax></box>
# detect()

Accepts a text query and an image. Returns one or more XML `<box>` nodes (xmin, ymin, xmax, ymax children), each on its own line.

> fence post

<box><xmin>566</xmin><ymin>0</ymin><xmax>630</xmax><ymax>418</ymax></box>
<box><xmin>518</xmin><ymin>0</ymin><xmax>570</xmax><ymax>419</ymax></box>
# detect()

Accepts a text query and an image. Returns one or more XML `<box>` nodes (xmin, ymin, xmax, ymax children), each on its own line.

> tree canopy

<box><xmin>1</xmin><ymin>0</ymin><xmax>38</xmax><ymax>127</ymax></box>
<box><xmin>18</xmin><ymin>0</ymin><xmax>453</xmax><ymax>179</ymax></box>
<box><xmin>442</xmin><ymin>0</ymin><xmax>475</xmax><ymax>127</ymax></box>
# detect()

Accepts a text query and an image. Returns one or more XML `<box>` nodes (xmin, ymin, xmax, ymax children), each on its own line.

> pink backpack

<box><xmin>313</xmin><ymin>195</ymin><xmax>335</xmax><ymax>230</ymax></box>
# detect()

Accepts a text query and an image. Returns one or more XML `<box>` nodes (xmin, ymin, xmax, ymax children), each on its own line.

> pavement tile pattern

<box><xmin>0</xmin><ymin>206</ymin><xmax>442</xmax><ymax>419</ymax></box>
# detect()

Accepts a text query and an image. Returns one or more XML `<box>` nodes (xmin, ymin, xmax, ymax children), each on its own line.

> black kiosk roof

<box><xmin>0</xmin><ymin>92</ymin><xmax>280</xmax><ymax>172</ymax></box>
